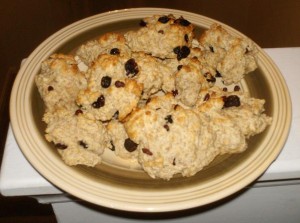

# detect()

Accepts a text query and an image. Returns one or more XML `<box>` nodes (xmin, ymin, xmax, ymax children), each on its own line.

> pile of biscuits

<box><xmin>35</xmin><ymin>14</ymin><xmax>271</xmax><ymax>180</ymax></box>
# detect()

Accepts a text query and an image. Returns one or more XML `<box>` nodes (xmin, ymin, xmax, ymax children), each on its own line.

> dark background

<box><xmin>1</xmin><ymin>0</ymin><xmax>299</xmax><ymax>222</ymax></box>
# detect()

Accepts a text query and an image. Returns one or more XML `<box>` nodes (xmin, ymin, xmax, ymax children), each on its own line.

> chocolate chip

<box><xmin>124</xmin><ymin>138</ymin><xmax>138</xmax><ymax>152</ymax></box>
<box><xmin>177</xmin><ymin>65</ymin><xmax>183</xmax><ymax>71</ymax></box>
<box><xmin>174</xmin><ymin>17</ymin><xmax>191</xmax><ymax>26</ymax></box>
<box><xmin>55</xmin><ymin>143</ymin><xmax>68</xmax><ymax>150</ymax></box>
<box><xmin>139</xmin><ymin>20</ymin><xmax>147</xmax><ymax>27</ymax></box>
<box><xmin>115</xmin><ymin>80</ymin><xmax>125</xmax><ymax>88</ymax></box>
<box><xmin>223</xmin><ymin>87</ymin><xmax>228</xmax><ymax>92</ymax></box>
<box><xmin>184</xmin><ymin>34</ymin><xmax>189</xmax><ymax>43</ymax></box>
<box><xmin>78</xmin><ymin>140</ymin><xmax>88</xmax><ymax>149</ymax></box>
<box><xmin>101</xmin><ymin>76</ymin><xmax>112</xmax><ymax>88</ymax></box>
<box><xmin>223</xmin><ymin>95</ymin><xmax>241</xmax><ymax>108</ymax></box>
<box><xmin>48</xmin><ymin>86</ymin><xmax>54</xmax><ymax>91</ymax></box>
<box><xmin>209</xmin><ymin>46</ymin><xmax>214</xmax><ymax>53</ymax></box>
<box><xmin>163</xmin><ymin>124</ymin><xmax>170</xmax><ymax>131</ymax></box>
<box><xmin>75</xmin><ymin>109</ymin><xmax>83</xmax><ymax>116</ymax></box>
<box><xmin>142</xmin><ymin>148</ymin><xmax>153</xmax><ymax>156</ymax></box>
<box><xmin>158</xmin><ymin>16</ymin><xmax>170</xmax><ymax>23</ymax></box>
<box><xmin>234</xmin><ymin>85</ymin><xmax>241</xmax><ymax>91</ymax></box>
<box><xmin>110</xmin><ymin>48</ymin><xmax>120</xmax><ymax>55</ymax></box>
<box><xmin>164</xmin><ymin>115</ymin><xmax>173</xmax><ymax>124</ymax></box>
<box><xmin>158</xmin><ymin>30</ymin><xmax>164</xmax><ymax>34</ymax></box>
<box><xmin>92</xmin><ymin>95</ymin><xmax>105</xmax><ymax>108</ymax></box>
<box><xmin>125</xmin><ymin>58</ymin><xmax>139</xmax><ymax>77</ymax></box>
<box><xmin>172</xmin><ymin>158</ymin><xmax>176</xmax><ymax>165</ymax></box>
<box><xmin>204</xmin><ymin>93</ymin><xmax>210</xmax><ymax>101</ymax></box>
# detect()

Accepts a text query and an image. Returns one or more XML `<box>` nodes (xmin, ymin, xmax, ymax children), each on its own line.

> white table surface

<box><xmin>1</xmin><ymin>47</ymin><xmax>300</xmax><ymax>197</ymax></box>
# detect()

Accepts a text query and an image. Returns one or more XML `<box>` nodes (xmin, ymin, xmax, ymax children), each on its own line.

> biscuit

<box><xmin>162</xmin><ymin>51</ymin><xmax>217</xmax><ymax>88</ymax></box>
<box><xmin>194</xmin><ymin>86</ymin><xmax>272</xmax><ymax>154</ymax></box>
<box><xmin>125</xmin><ymin>14</ymin><xmax>194</xmax><ymax>59</ymax></box>
<box><xmin>76</xmin><ymin>32</ymin><xmax>131</xmax><ymax>66</ymax></box>
<box><xmin>45</xmin><ymin>111</ymin><xmax>110</xmax><ymax>166</ymax></box>
<box><xmin>106</xmin><ymin>120</ymin><xmax>139</xmax><ymax>160</ymax></box>
<box><xmin>124</xmin><ymin>94</ymin><xmax>217</xmax><ymax>179</ymax></box>
<box><xmin>132</xmin><ymin>52</ymin><xmax>175</xmax><ymax>98</ymax></box>
<box><xmin>76</xmin><ymin>54</ymin><xmax>143</xmax><ymax>121</ymax></box>
<box><xmin>199</xmin><ymin>24</ymin><xmax>258</xmax><ymax>85</ymax></box>
<box><xmin>35</xmin><ymin>54</ymin><xmax>87</xmax><ymax>115</ymax></box>
<box><xmin>174</xmin><ymin>58</ymin><xmax>211</xmax><ymax>107</ymax></box>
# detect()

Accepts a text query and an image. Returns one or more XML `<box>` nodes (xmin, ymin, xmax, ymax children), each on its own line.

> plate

<box><xmin>10</xmin><ymin>8</ymin><xmax>291</xmax><ymax>212</ymax></box>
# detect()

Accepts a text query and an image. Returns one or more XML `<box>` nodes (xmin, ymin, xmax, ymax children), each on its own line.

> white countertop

<box><xmin>1</xmin><ymin>48</ymin><xmax>300</xmax><ymax>197</ymax></box>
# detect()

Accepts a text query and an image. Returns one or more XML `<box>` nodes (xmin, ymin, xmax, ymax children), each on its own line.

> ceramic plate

<box><xmin>10</xmin><ymin>8</ymin><xmax>291</xmax><ymax>212</ymax></box>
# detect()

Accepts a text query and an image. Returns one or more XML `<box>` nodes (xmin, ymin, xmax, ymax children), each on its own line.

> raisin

<box><xmin>173</xmin><ymin>46</ymin><xmax>181</xmax><ymax>54</ymax></box>
<box><xmin>209</xmin><ymin>46</ymin><xmax>214</xmax><ymax>53</ymax></box>
<box><xmin>146</xmin><ymin>98</ymin><xmax>151</xmax><ymax>104</ymax></box>
<box><xmin>124</xmin><ymin>138</ymin><xmax>138</xmax><ymax>152</ymax></box>
<box><xmin>204</xmin><ymin>93</ymin><xmax>210</xmax><ymax>101</ymax></box>
<box><xmin>125</xmin><ymin>58</ymin><xmax>139</xmax><ymax>77</ymax></box>
<box><xmin>139</xmin><ymin>20</ymin><xmax>147</xmax><ymax>27</ymax></box>
<box><xmin>215</xmin><ymin>70</ymin><xmax>222</xmax><ymax>77</ymax></box>
<box><xmin>113</xmin><ymin>110</ymin><xmax>119</xmax><ymax>119</ymax></box>
<box><xmin>164</xmin><ymin>115</ymin><xmax>173</xmax><ymax>124</ymax></box>
<box><xmin>179</xmin><ymin>46</ymin><xmax>191</xmax><ymax>60</ymax></box>
<box><xmin>75</xmin><ymin>109</ymin><xmax>83</xmax><ymax>116</ymax></box>
<box><xmin>101</xmin><ymin>76</ymin><xmax>112</xmax><ymax>88</ymax></box>
<box><xmin>48</xmin><ymin>86</ymin><xmax>54</xmax><ymax>91</ymax></box>
<box><xmin>175</xmin><ymin>17</ymin><xmax>191</xmax><ymax>26</ymax></box>
<box><xmin>205</xmin><ymin>72</ymin><xmax>216</xmax><ymax>82</ymax></box>
<box><xmin>177</xmin><ymin>65</ymin><xmax>183</xmax><ymax>71</ymax></box>
<box><xmin>223</xmin><ymin>95</ymin><xmax>241</xmax><ymax>108</ymax></box>
<box><xmin>78</xmin><ymin>140</ymin><xmax>88</xmax><ymax>149</ymax></box>
<box><xmin>115</xmin><ymin>80</ymin><xmax>125</xmax><ymax>88</ymax></box>
<box><xmin>92</xmin><ymin>95</ymin><xmax>105</xmax><ymax>108</ymax></box>
<box><xmin>172</xmin><ymin>89</ymin><xmax>178</xmax><ymax>97</ymax></box>
<box><xmin>173</xmin><ymin>46</ymin><xmax>190</xmax><ymax>61</ymax></box>
<box><xmin>110</xmin><ymin>140</ymin><xmax>115</xmax><ymax>151</ymax></box>
<box><xmin>158</xmin><ymin>16</ymin><xmax>170</xmax><ymax>23</ymax></box>
<box><xmin>55</xmin><ymin>143</ymin><xmax>68</xmax><ymax>150</ymax></box>
<box><xmin>234</xmin><ymin>85</ymin><xmax>241</xmax><ymax>91</ymax></box>
<box><xmin>142</xmin><ymin>148</ymin><xmax>153</xmax><ymax>156</ymax></box>
<box><xmin>184</xmin><ymin>34</ymin><xmax>189</xmax><ymax>43</ymax></box>
<box><xmin>110</xmin><ymin>48</ymin><xmax>120</xmax><ymax>55</ymax></box>
<box><xmin>163</xmin><ymin>124</ymin><xmax>170</xmax><ymax>131</ymax></box>
<box><xmin>206</xmin><ymin>76</ymin><xmax>216</xmax><ymax>83</ymax></box>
